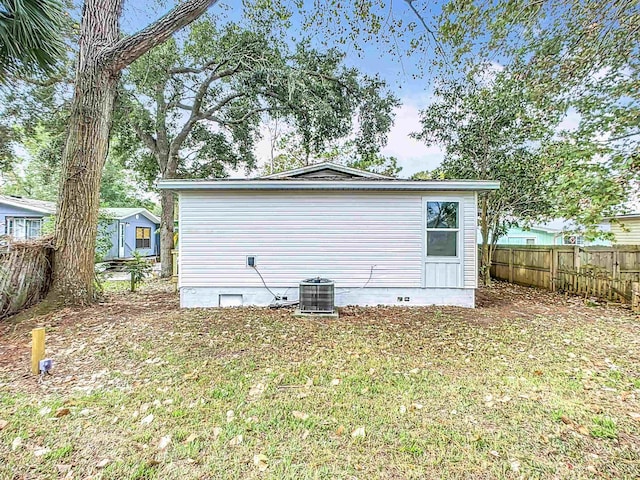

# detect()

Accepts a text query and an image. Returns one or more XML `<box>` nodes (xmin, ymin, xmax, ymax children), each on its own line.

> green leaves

<box><xmin>0</xmin><ymin>0</ymin><xmax>69</xmax><ymax>81</ymax></box>
<box><xmin>116</xmin><ymin>14</ymin><xmax>397</xmax><ymax>183</ymax></box>
<box><xmin>434</xmin><ymin>0</ymin><xmax>639</xmax><ymax>199</ymax></box>
<box><xmin>124</xmin><ymin>251</ymin><xmax>153</xmax><ymax>293</ymax></box>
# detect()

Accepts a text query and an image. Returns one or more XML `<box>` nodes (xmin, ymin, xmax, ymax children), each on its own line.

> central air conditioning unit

<box><xmin>299</xmin><ymin>277</ymin><xmax>335</xmax><ymax>314</ymax></box>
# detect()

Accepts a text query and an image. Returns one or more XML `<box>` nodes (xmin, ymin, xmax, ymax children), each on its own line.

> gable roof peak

<box><xmin>260</xmin><ymin>162</ymin><xmax>393</xmax><ymax>180</ymax></box>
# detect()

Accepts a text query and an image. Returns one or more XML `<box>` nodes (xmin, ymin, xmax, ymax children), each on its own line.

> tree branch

<box><xmin>199</xmin><ymin>92</ymin><xmax>246</xmax><ymax>119</ymax></box>
<box><xmin>213</xmin><ymin>107</ymin><xmax>276</xmax><ymax>126</ymax></box>
<box><xmin>132</xmin><ymin>123</ymin><xmax>158</xmax><ymax>154</ymax></box>
<box><xmin>169</xmin><ymin>58</ymin><xmax>225</xmax><ymax>75</ymax></box>
<box><xmin>102</xmin><ymin>0</ymin><xmax>218</xmax><ymax>72</ymax></box>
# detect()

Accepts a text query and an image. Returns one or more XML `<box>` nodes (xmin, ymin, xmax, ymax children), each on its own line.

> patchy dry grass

<box><xmin>0</xmin><ymin>281</ymin><xmax>639</xmax><ymax>479</ymax></box>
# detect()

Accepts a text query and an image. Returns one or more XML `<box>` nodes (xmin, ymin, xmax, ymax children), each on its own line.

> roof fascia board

<box><xmin>157</xmin><ymin>180</ymin><xmax>500</xmax><ymax>191</ymax></box>
<box><xmin>0</xmin><ymin>198</ymin><xmax>55</xmax><ymax>214</ymax></box>
<box><xmin>104</xmin><ymin>209</ymin><xmax>160</xmax><ymax>224</ymax></box>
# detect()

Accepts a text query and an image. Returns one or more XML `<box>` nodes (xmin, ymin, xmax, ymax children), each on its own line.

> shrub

<box><xmin>124</xmin><ymin>251</ymin><xmax>152</xmax><ymax>292</ymax></box>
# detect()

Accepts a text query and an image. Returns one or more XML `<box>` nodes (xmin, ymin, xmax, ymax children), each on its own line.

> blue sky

<box><xmin>117</xmin><ymin>0</ymin><xmax>448</xmax><ymax>177</ymax></box>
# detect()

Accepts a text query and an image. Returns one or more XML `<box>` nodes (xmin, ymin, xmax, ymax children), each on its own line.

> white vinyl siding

<box><xmin>611</xmin><ymin>218</ymin><xmax>640</xmax><ymax>245</ymax></box>
<box><xmin>178</xmin><ymin>190</ymin><xmax>478</xmax><ymax>290</ymax></box>
<box><xmin>464</xmin><ymin>193</ymin><xmax>478</xmax><ymax>288</ymax></box>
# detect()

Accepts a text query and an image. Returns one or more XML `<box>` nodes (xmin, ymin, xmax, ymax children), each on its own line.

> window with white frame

<box><xmin>5</xmin><ymin>217</ymin><xmax>43</xmax><ymax>240</ymax></box>
<box><xmin>563</xmin><ymin>235</ymin><xmax>584</xmax><ymax>245</ymax></box>
<box><xmin>426</xmin><ymin>201</ymin><xmax>459</xmax><ymax>257</ymax></box>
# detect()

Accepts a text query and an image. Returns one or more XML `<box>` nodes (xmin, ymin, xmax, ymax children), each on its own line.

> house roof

<box><xmin>158</xmin><ymin>178</ymin><xmax>500</xmax><ymax>192</ymax></box>
<box><xmin>102</xmin><ymin>208</ymin><xmax>160</xmax><ymax>224</ymax></box>
<box><xmin>0</xmin><ymin>195</ymin><xmax>56</xmax><ymax>214</ymax></box>
<box><xmin>158</xmin><ymin>162</ymin><xmax>500</xmax><ymax>192</ymax></box>
<box><xmin>605</xmin><ymin>213</ymin><xmax>640</xmax><ymax>221</ymax></box>
<box><xmin>260</xmin><ymin>162</ymin><xmax>393</xmax><ymax>179</ymax></box>
<box><xmin>0</xmin><ymin>195</ymin><xmax>160</xmax><ymax>224</ymax></box>
<box><xmin>526</xmin><ymin>224</ymin><xmax>562</xmax><ymax>234</ymax></box>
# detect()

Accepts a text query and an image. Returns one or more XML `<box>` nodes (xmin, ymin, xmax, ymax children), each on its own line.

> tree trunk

<box><xmin>480</xmin><ymin>194</ymin><xmax>492</xmax><ymax>286</ymax></box>
<box><xmin>46</xmin><ymin>0</ymin><xmax>216</xmax><ymax>304</ymax></box>
<box><xmin>160</xmin><ymin>189</ymin><xmax>175</xmax><ymax>278</ymax></box>
<box><xmin>48</xmin><ymin>0</ymin><xmax>124</xmax><ymax>304</ymax></box>
<box><xmin>159</xmin><ymin>155</ymin><xmax>178</xmax><ymax>278</ymax></box>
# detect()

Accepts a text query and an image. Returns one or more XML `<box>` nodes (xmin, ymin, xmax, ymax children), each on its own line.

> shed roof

<box><xmin>0</xmin><ymin>195</ymin><xmax>56</xmax><ymax>214</ymax></box>
<box><xmin>102</xmin><ymin>208</ymin><xmax>160</xmax><ymax>224</ymax></box>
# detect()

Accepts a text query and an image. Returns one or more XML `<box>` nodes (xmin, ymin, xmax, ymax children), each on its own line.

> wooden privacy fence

<box><xmin>490</xmin><ymin>245</ymin><xmax>640</xmax><ymax>311</ymax></box>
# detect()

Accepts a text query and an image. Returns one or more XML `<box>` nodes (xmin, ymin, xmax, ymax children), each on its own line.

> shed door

<box><xmin>118</xmin><ymin>223</ymin><xmax>126</xmax><ymax>258</ymax></box>
<box><xmin>424</xmin><ymin>199</ymin><xmax>462</xmax><ymax>287</ymax></box>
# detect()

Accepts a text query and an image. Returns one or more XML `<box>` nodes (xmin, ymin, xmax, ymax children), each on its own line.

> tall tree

<box><xmin>0</xmin><ymin>0</ymin><xmax>66</xmax><ymax>80</ymax></box>
<box><xmin>114</xmin><ymin>18</ymin><xmax>398</xmax><ymax>277</ymax></box>
<box><xmin>436</xmin><ymin>0</ymin><xmax>639</xmax><ymax>204</ymax></box>
<box><xmin>50</xmin><ymin>0</ymin><xmax>216</xmax><ymax>304</ymax></box>
<box><xmin>413</xmin><ymin>68</ymin><xmax>557</xmax><ymax>285</ymax></box>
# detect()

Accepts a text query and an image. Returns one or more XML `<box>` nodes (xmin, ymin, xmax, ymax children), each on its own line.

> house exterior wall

<box><xmin>497</xmin><ymin>227</ymin><xmax>556</xmax><ymax>246</ymax></box>
<box><xmin>0</xmin><ymin>204</ymin><xmax>50</xmax><ymax>237</ymax></box>
<box><xmin>103</xmin><ymin>214</ymin><xmax>159</xmax><ymax>260</ymax></box>
<box><xmin>492</xmin><ymin>227</ymin><xmax>611</xmax><ymax>246</ymax></box>
<box><xmin>610</xmin><ymin>218</ymin><xmax>640</xmax><ymax>245</ymax></box>
<box><xmin>0</xmin><ymin>203</ymin><xmax>49</xmax><ymax>230</ymax></box>
<box><xmin>178</xmin><ymin>190</ymin><xmax>479</xmax><ymax>307</ymax></box>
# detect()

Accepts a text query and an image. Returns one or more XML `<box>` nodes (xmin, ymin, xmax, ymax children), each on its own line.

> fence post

<box><xmin>550</xmin><ymin>248</ymin><xmax>557</xmax><ymax>292</ymax></box>
<box><xmin>508</xmin><ymin>248</ymin><xmax>514</xmax><ymax>283</ymax></box>
<box><xmin>573</xmin><ymin>246</ymin><xmax>581</xmax><ymax>292</ymax></box>
<box><xmin>632</xmin><ymin>282</ymin><xmax>640</xmax><ymax>313</ymax></box>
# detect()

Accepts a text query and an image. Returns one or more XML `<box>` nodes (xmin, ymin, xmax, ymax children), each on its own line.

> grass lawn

<box><xmin>0</xmin><ymin>281</ymin><xmax>639</xmax><ymax>479</ymax></box>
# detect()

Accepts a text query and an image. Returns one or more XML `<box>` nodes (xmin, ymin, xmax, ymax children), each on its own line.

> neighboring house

<box><xmin>0</xmin><ymin>195</ymin><xmax>56</xmax><ymax>240</ymax></box>
<box><xmin>159</xmin><ymin>162</ymin><xmax>500</xmax><ymax>308</ymax></box>
<box><xmin>490</xmin><ymin>221</ymin><xmax>611</xmax><ymax>246</ymax></box>
<box><xmin>0</xmin><ymin>195</ymin><xmax>159</xmax><ymax>259</ymax></box>
<box><xmin>606</xmin><ymin>214</ymin><xmax>640</xmax><ymax>245</ymax></box>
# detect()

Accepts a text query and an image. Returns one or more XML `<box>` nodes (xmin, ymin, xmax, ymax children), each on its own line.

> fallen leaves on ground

<box><xmin>0</xmin><ymin>280</ymin><xmax>638</xmax><ymax>479</ymax></box>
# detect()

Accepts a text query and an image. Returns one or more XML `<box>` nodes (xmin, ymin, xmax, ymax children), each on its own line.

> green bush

<box><xmin>124</xmin><ymin>251</ymin><xmax>152</xmax><ymax>292</ymax></box>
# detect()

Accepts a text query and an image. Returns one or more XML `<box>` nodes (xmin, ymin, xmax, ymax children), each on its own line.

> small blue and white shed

<box><xmin>101</xmin><ymin>208</ymin><xmax>160</xmax><ymax>260</ymax></box>
<box><xmin>0</xmin><ymin>195</ymin><xmax>159</xmax><ymax>260</ymax></box>
<box><xmin>159</xmin><ymin>163</ymin><xmax>500</xmax><ymax>308</ymax></box>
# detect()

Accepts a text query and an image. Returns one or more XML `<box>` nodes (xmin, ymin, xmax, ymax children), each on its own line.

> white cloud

<box><xmin>381</xmin><ymin>97</ymin><xmax>445</xmax><ymax>178</ymax></box>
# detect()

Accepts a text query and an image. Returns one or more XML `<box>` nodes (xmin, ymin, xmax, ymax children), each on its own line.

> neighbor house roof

<box><xmin>158</xmin><ymin>162</ymin><xmax>500</xmax><ymax>192</ymax></box>
<box><xmin>102</xmin><ymin>208</ymin><xmax>160</xmax><ymax>224</ymax></box>
<box><xmin>605</xmin><ymin>213</ymin><xmax>640</xmax><ymax>221</ymax></box>
<box><xmin>525</xmin><ymin>224</ymin><xmax>562</xmax><ymax>234</ymax></box>
<box><xmin>0</xmin><ymin>195</ymin><xmax>160</xmax><ymax>224</ymax></box>
<box><xmin>0</xmin><ymin>195</ymin><xmax>56</xmax><ymax>214</ymax></box>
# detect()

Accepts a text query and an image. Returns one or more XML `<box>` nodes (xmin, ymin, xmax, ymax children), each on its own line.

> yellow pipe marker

<box><xmin>31</xmin><ymin>328</ymin><xmax>45</xmax><ymax>375</ymax></box>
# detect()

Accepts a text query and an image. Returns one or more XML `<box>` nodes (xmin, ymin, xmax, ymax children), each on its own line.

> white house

<box><xmin>159</xmin><ymin>163</ymin><xmax>499</xmax><ymax>308</ymax></box>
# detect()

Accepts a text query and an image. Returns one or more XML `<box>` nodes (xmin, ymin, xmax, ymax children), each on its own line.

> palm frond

<box><xmin>0</xmin><ymin>0</ymin><xmax>67</xmax><ymax>80</ymax></box>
